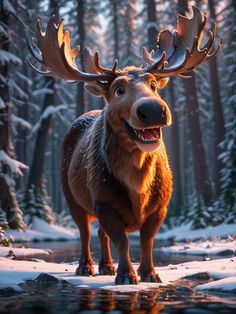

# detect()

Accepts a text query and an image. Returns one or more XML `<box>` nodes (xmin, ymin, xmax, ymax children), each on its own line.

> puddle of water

<box><xmin>27</xmin><ymin>236</ymin><xmax>204</xmax><ymax>265</ymax></box>
<box><xmin>0</xmin><ymin>284</ymin><xmax>236</xmax><ymax>314</ymax></box>
<box><xmin>3</xmin><ymin>237</ymin><xmax>236</xmax><ymax>313</ymax></box>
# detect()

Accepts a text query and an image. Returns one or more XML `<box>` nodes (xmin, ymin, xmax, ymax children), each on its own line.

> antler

<box><xmin>27</xmin><ymin>16</ymin><xmax>118</xmax><ymax>82</ymax></box>
<box><xmin>142</xmin><ymin>6</ymin><xmax>222</xmax><ymax>77</ymax></box>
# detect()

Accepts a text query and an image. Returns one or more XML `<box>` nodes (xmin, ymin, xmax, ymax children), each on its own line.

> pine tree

<box><xmin>0</xmin><ymin>0</ymin><xmax>27</xmax><ymax>230</ymax></box>
<box><xmin>213</xmin><ymin>1</ymin><xmax>236</xmax><ymax>224</ymax></box>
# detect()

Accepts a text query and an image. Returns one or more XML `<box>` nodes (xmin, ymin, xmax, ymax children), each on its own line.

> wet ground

<box><xmin>1</xmin><ymin>236</ymin><xmax>236</xmax><ymax>314</ymax></box>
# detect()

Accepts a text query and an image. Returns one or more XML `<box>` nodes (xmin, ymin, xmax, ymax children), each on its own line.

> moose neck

<box><xmin>103</xmin><ymin>116</ymin><xmax>161</xmax><ymax>194</ymax></box>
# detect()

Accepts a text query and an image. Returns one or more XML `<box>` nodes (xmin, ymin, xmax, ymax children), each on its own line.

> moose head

<box><xmin>27</xmin><ymin>6</ymin><xmax>221</xmax><ymax>153</ymax></box>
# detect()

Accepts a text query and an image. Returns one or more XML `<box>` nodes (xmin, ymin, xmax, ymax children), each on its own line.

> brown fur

<box><xmin>61</xmin><ymin>72</ymin><xmax>173</xmax><ymax>283</ymax></box>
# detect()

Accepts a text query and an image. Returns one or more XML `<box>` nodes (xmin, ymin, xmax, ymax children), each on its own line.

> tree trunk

<box><xmin>28</xmin><ymin>78</ymin><xmax>55</xmax><ymax>189</ymax></box>
<box><xmin>169</xmin><ymin>79</ymin><xmax>183</xmax><ymax>213</ymax></box>
<box><xmin>0</xmin><ymin>3</ymin><xmax>25</xmax><ymax>230</ymax></box>
<box><xmin>25</xmin><ymin>1</ymin><xmax>59</xmax><ymax>223</ymax></box>
<box><xmin>112</xmin><ymin>0</ymin><xmax>119</xmax><ymax>60</ymax></box>
<box><xmin>208</xmin><ymin>0</ymin><xmax>225</xmax><ymax>193</ymax></box>
<box><xmin>184</xmin><ymin>75</ymin><xmax>214</xmax><ymax>204</ymax></box>
<box><xmin>76</xmin><ymin>0</ymin><xmax>85</xmax><ymax>117</ymax></box>
<box><xmin>178</xmin><ymin>0</ymin><xmax>214</xmax><ymax>205</ymax></box>
<box><xmin>15</xmin><ymin>70</ymin><xmax>29</xmax><ymax>190</ymax></box>
<box><xmin>146</xmin><ymin>0</ymin><xmax>157</xmax><ymax>51</ymax></box>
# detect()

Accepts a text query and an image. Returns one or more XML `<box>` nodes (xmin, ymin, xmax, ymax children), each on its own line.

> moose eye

<box><xmin>114</xmin><ymin>86</ymin><xmax>125</xmax><ymax>97</ymax></box>
<box><xmin>150</xmin><ymin>81</ymin><xmax>156</xmax><ymax>91</ymax></box>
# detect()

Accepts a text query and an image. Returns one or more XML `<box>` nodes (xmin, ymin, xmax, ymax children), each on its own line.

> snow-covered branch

<box><xmin>31</xmin><ymin>105</ymin><xmax>68</xmax><ymax>134</ymax></box>
<box><xmin>0</xmin><ymin>49</ymin><xmax>21</xmax><ymax>66</ymax></box>
<box><xmin>0</xmin><ymin>150</ymin><xmax>28</xmax><ymax>176</ymax></box>
<box><xmin>12</xmin><ymin>114</ymin><xmax>32</xmax><ymax>130</ymax></box>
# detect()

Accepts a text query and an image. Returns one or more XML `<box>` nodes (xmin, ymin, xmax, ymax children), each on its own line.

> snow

<box><xmin>156</xmin><ymin>222</ymin><xmax>236</xmax><ymax>242</ymax></box>
<box><xmin>0</xmin><ymin>246</ymin><xmax>50</xmax><ymax>258</ymax></box>
<box><xmin>12</xmin><ymin>114</ymin><xmax>32</xmax><ymax>130</ymax></box>
<box><xmin>0</xmin><ymin>257</ymin><xmax>235</xmax><ymax>293</ymax></box>
<box><xmin>160</xmin><ymin>238</ymin><xmax>236</xmax><ymax>256</ymax></box>
<box><xmin>0</xmin><ymin>150</ymin><xmax>28</xmax><ymax>176</ymax></box>
<box><xmin>3</xmin><ymin>0</ymin><xmax>16</xmax><ymax>15</ymax></box>
<box><xmin>0</xmin><ymin>96</ymin><xmax>5</xmax><ymax>109</ymax></box>
<box><xmin>197</xmin><ymin>276</ymin><xmax>236</xmax><ymax>293</ymax></box>
<box><xmin>5</xmin><ymin>217</ymin><xmax>79</xmax><ymax>242</ymax></box>
<box><xmin>31</xmin><ymin>105</ymin><xmax>67</xmax><ymax>134</ymax></box>
<box><xmin>0</xmin><ymin>49</ymin><xmax>21</xmax><ymax>66</ymax></box>
<box><xmin>32</xmin><ymin>88</ymin><xmax>54</xmax><ymax>97</ymax></box>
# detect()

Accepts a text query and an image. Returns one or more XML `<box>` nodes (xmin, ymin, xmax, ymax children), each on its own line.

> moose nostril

<box><xmin>137</xmin><ymin>107</ymin><xmax>147</xmax><ymax>121</ymax></box>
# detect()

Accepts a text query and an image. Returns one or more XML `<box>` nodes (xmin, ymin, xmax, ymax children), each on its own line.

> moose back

<box><xmin>28</xmin><ymin>7</ymin><xmax>221</xmax><ymax>284</ymax></box>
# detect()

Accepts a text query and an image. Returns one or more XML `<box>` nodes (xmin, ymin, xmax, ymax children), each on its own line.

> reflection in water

<box><xmin>1</xmin><ymin>284</ymin><xmax>236</xmax><ymax>314</ymax></box>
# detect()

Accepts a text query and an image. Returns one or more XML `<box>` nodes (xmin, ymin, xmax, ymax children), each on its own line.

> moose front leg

<box><xmin>96</xmin><ymin>203</ymin><xmax>138</xmax><ymax>284</ymax></box>
<box><xmin>138</xmin><ymin>208</ymin><xmax>167</xmax><ymax>282</ymax></box>
<box><xmin>98</xmin><ymin>226</ymin><xmax>116</xmax><ymax>275</ymax></box>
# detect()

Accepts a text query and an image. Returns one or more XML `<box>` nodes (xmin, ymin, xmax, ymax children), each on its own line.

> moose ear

<box><xmin>157</xmin><ymin>78</ymin><xmax>169</xmax><ymax>89</ymax></box>
<box><xmin>85</xmin><ymin>82</ymin><xmax>108</xmax><ymax>97</ymax></box>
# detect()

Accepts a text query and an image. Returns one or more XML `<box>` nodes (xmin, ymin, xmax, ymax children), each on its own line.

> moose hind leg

<box><xmin>71</xmin><ymin>207</ymin><xmax>95</xmax><ymax>276</ymax></box>
<box><xmin>98</xmin><ymin>226</ymin><xmax>116</xmax><ymax>275</ymax></box>
<box><xmin>138</xmin><ymin>209</ymin><xmax>167</xmax><ymax>282</ymax></box>
<box><xmin>96</xmin><ymin>203</ymin><xmax>138</xmax><ymax>284</ymax></box>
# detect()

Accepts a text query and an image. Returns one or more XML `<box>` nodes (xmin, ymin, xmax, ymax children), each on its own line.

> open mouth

<box><xmin>124</xmin><ymin>120</ymin><xmax>161</xmax><ymax>144</ymax></box>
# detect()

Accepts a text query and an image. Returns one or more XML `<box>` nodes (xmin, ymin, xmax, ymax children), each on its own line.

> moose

<box><xmin>28</xmin><ymin>7</ymin><xmax>221</xmax><ymax>284</ymax></box>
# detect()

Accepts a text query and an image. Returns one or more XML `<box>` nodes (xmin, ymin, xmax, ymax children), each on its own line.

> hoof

<box><xmin>75</xmin><ymin>262</ymin><xmax>95</xmax><ymax>276</ymax></box>
<box><xmin>140</xmin><ymin>273</ymin><xmax>162</xmax><ymax>283</ymax></box>
<box><xmin>115</xmin><ymin>272</ymin><xmax>138</xmax><ymax>285</ymax></box>
<box><xmin>99</xmin><ymin>263</ymin><xmax>116</xmax><ymax>275</ymax></box>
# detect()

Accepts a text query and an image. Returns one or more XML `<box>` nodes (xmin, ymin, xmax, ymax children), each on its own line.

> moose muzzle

<box><xmin>125</xmin><ymin>97</ymin><xmax>172</xmax><ymax>152</ymax></box>
<box><xmin>137</xmin><ymin>102</ymin><xmax>168</xmax><ymax>126</ymax></box>
<box><xmin>134</xmin><ymin>97</ymin><xmax>172</xmax><ymax>127</ymax></box>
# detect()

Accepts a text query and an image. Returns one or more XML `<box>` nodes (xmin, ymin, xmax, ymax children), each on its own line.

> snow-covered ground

<box><xmin>5</xmin><ymin>217</ymin><xmax>79</xmax><ymax>242</ymax></box>
<box><xmin>156</xmin><ymin>222</ymin><xmax>236</xmax><ymax>242</ymax></box>
<box><xmin>160</xmin><ymin>238</ymin><xmax>236</xmax><ymax>256</ymax></box>
<box><xmin>0</xmin><ymin>256</ymin><xmax>235</xmax><ymax>294</ymax></box>
<box><xmin>0</xmin><ymin>246</ymin><xmax>50</xmax><ymax>258</ymax></box>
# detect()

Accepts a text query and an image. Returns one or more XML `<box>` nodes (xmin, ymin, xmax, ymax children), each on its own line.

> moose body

<box><xmin>28</xmin><ymin>6</ymin><xmax>221</xmax><ymax>284</ymax></box>
<box><xmin>61</xmin><ymin>71</ymin><xmax>173</xmax><ymax>283</ymax></box>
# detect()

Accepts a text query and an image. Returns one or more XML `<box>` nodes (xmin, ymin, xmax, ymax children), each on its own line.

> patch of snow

<box><xmin>156</xmin><ymin>222</ymin><xmax>236</xmax><ymax>242</ymax></box>
<box><xmin>9</xmin><ymin>79</ymin><xmax>28</xmax><ymax>99</ymax></box>
<box><xmin>0</xmin><ymin>150</ymin><xmax>28</xmax><ymax>176</ymax></box>
<box><xmin>5</xmin><ymin>217</ymin><xmax>79</xmax><ymax>242</ymax></box>
<box><xmin>16</xmin><ymin>72</ymin><xmax>33</xmax><ymax>86</ymax></box>
<box><xmin>12</xmin><ymin>114</ymin><xmax>31</xmax><ymax>130</ymax></box>
<box><xmin>0</xmin><ymin>96</ymin><xmax>5</xmax><ymax>109</ymax></box>
<box><xmin>32</xmin><ymin>88</ymin><xmax>54</xmax><ymax>97</ymax></box>
<box><xmin>0</xmin><ymin>49</ymin><xmax>21</xmax><ymax>65</ymax></box>
<box><xmin>160</xmin><ymin>239</ymin><xmax>236</xmax><ymax>256</ymax></box>
<box><xmin>197</xmin><ymin>276</ymin><xmax>236</xmax><ymax>293</ymax></box>
<box><xmin>0</xmin><ymin>246</ymin><xmax>50</xmax><ymax>258</ymax></box>
<box><xmin>31</xmin><ymin>105</ymin><xmax>67</xmax><ymax>134</ymax></box>
<box><xmin>3</xmin><ymin>0</ymin><xmax>16</xmax><ymax>14</ymax></box>
<box><xmin>0</xmin><ymin>256</ymin><xmax>235</xmax><ymax>293</ymax></box>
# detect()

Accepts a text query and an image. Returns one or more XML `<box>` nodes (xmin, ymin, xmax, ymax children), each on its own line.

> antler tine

<box><xmin>112</xmin><ymin>59</ymin><xmax>118</xmax><ymax>72</ymax></box>
<box><xmin>142</xmin><ymin>47</ymin><xmax>154</xmax><ymax>65</ymax></box>
<box><xmin>144</xmin><ymin>51</ymin><xmax>167</xmax><ymax>72</ymax></box>
<box><xmin>93</xmin><ymin>52</ymin><xmax>120</xmax><ymax>75</ymax></box>
<box><xmin>27</xmin><ymin>16</ymin><xmax>116</xmax><ymax>82</ymax></box>
<box><xmin>207</xmin><ymin>37</ymin><xmax>223</xmax><ymax>60</ymax></box>
<box><xmin>142</xmin><ymin>6</ymin><xmax>222</xmax><ymax>78</ymax></box>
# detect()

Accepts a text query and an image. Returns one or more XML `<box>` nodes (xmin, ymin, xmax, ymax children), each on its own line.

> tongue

<box><xmin>150</xmin><ymin>128</ymin><xmax>159</xmax><ymax>138</ymax></box>
<box><xmin>136</xmin><ymin>129</ymin><xmax>156</xmax><ymax>141</ymax></box>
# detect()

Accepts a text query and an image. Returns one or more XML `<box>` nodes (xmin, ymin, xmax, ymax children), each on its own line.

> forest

<box><xmin>0</xmin><ymin>0</ymin><xmax>235</xmax><ymax>236</ymax></box>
